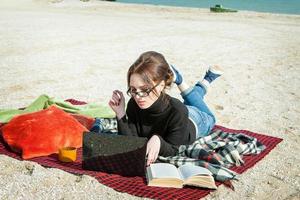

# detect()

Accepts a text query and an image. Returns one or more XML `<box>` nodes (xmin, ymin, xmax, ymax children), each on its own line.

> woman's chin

<box><xmin>137</xmin><ymin>102</ymin><xmax>151</xmax><ymax>109</ymax></box>
<box><xmin>138</xmin><ymin>104</ymin><xmax>148</xmax><ymax>109</ymax></box>
<box><xmin>136</xmin><ymin>99</ymin><xmax>156</xmax><ymax>109</ymax></box>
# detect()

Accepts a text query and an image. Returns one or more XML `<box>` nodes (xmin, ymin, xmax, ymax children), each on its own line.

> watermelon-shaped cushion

<box><xmin>1</xmin><ymin>105</ymin><xmax>88</xmax><ymax>159</ymax></box>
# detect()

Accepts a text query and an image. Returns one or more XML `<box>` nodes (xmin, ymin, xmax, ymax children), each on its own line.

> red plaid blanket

<box><xmin>0</xmin><ymin>124</ymin><xmax>282</xmax><ymax>200</ymax></box>
<box><xmin>0</xmin><ymin>99</ymin><xmax>283</xmax><ymax>199</ymax></box>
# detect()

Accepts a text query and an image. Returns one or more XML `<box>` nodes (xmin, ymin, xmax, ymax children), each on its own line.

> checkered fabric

<box><xmin>87</xmin><ymin>116</ymin><xmax>266</xmax><ymax>182</ymax></box>
<box><xmin>158</xmin><ymin>127</ymin><xmax>266</xmax><ymax>182</ymax></box>
<box><xmin>0</xmin><ymin>99</ymin><xmax>283</xmax><ymax>199</ymax></box>
<box><xmin>0</xmin><ymin>123</ymin><xmax>283</xmax><ymax>200</ymax></box>
<box><xmin>90</xmin><ymin>118</ymin><xmax>118</xmax><ymax>134</ymax></box>
<box><xmin>82</xmin><ymin>132</ymin><xmax>147</xmax><ymax>177</ymax></box>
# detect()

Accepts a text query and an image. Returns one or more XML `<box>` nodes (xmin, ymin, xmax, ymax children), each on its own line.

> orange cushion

<box><xmin>1</xmin><ymin>105</ymin><xmax>88</xmax><ymax>159</ymax></box>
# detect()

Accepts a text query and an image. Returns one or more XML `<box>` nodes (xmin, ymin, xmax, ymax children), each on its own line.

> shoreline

<box><xmin>113</xmin><ymin>0</ymin><xmax>300</xmax><ymax>16</ymax></box>
<box><xmin>23</xmin><ymin>0</ymin><xmax>298</xmax><ymax>18</ymax></box>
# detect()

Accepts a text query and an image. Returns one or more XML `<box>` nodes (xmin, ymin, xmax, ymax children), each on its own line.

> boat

<box><xmin>210</xmin><ymin>4</ymin><xmax>238</xmax><ymax>13</ymax></box>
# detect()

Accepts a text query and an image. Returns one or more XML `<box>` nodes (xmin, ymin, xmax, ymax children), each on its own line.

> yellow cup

<box><xmin>58</xmin><ymin>147</ymin><xmax>77</xmax><ymax>162</ymax></box>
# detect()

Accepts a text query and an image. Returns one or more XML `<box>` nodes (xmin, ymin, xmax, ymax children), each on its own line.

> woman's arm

<box><xmin>108</xmin><ymin>90</ymin><xmax>126</xmax><ymax>119</ymax></box>
<box><xmin>146</xmin><ymin>110</ymin><xmax>193</xmax><ymax>165</ymax></box>
<box><xmin>117</xmin><ymin>114</ymin><xmax>139</xmax><ymax>136</ymax></box>
<box><xmin>109</xmin><ymin>90</ymin><xmax>138</xmax><ymax>136</ymax></box>
<box><xmin>145</xmin><ymin>134</ymin><xmax>180</xmax><ymax>166</ymax></box>
<box><xmin>158</xmin><ymin>107</ymin><xmax>194</xmax><ymax>157</ymax></box>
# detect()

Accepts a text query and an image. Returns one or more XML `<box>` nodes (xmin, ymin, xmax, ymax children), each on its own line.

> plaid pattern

<box><xmin>65</xmin><ymin>99</ymin><xmax>87</xmax><ymax>105</ymax></box>
<box><xmin>87</xmin><ymin>117</ymin><xmax>266</xmax><ymax>182</ymax></box>
<box><xmin>90</xmin><ymin>118</ymin><xmax>118</xmax><ymax>134</ymax></box>
<box><xmin>0</xmin><ymin>123</ymin><xmax>282</xmax><ymax>200</ymax></box>
<box><xmin>83</xmin><ymin>146</ymin><xmax>146</xmax><ymax>177</ymax></box>
<box><xmin>0</xmin><ymin>100</ymin><xmax>283</xmax><ymax>199</ymax></box>
<box><xmin>86</xmin><ymin>117</ymin><xmax>266</xmax><ymax>182</ymax></box>
<box><xmin>82</xmin><ymin>132</ymin><xmax>147</xmax><ymax>177</ymax></box>
<box><xmin>158</xmin><ymin>128</ymin><xmax>266</xmax><ymax>182</ymax></box>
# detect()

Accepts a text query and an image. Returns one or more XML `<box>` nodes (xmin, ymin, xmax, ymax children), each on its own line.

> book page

<box><xmin>178</xmin><ymin>164</ymin><xmax>212</xmax><ymax>180</ymax></box>
<box><xmin>149</xmin><ymin>163</ymin><xmax>182</xmax><ymax>180</ymax></box>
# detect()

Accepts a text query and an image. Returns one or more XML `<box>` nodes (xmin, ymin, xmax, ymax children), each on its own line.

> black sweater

<box><xmin>117</xmin><ymin>94</ymin><xmax>196</xmax><ymax>157</ymax></box>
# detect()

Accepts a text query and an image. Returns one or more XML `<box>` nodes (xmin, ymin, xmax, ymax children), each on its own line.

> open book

<box><xmin>146</xmin><ymin>163</ymin><xmax>217</xmax><ymax>189</ymax></box>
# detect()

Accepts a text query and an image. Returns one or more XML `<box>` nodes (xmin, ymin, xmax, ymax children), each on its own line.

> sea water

<box><xmin>116</xmin><ymin>0</ymin><xmax>300</xmax><ymax>15</ymax></box>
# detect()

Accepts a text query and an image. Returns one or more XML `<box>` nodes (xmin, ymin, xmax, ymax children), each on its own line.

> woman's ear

<box><xmin>158</xmin><ymin>81</ymin><xmax>166</xmax><ymax>93</ymax></box>
<box><xmin>160</xmin><ymin>80</ymin><xmax>166</xmax><ymax>88</ymax></box>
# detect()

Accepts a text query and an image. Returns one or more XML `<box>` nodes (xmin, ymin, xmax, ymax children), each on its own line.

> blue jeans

<box><xmin>181</xmin><ymin>82</ymin><xmax>216</xmax><ymax>138</ymax></box>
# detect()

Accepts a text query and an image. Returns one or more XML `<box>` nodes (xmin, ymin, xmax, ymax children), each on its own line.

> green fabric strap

<box><xmin>0</xmin><ymin>94</ymin><xmax>115</xmax><ymax>123</ymax></box>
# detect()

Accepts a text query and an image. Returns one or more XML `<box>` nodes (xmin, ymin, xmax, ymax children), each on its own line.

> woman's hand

<box><xmin>108</xmin><ymin>90</ymin><xmax>126</xmax><ymax>120</ymax></box>
<box><xmin>146</xmin><ymin>135</ymin><xmax>161</xmax><ymax>166</ymax></box>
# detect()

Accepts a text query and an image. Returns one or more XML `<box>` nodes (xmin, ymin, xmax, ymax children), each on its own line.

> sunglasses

<box><xmin>127</xmin><ymin>81</ymin><xmax>162</xmax><ymax>98</ymax></box>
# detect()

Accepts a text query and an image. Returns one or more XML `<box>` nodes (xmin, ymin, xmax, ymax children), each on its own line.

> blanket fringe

<box><xmin>223</xmin><ymin>180</ymin><xmax>235</xmax><ymax>191</ymax></box>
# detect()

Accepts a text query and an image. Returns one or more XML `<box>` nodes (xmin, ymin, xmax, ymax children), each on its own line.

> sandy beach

<box><xmin>0</xmin><ymin>0</ymin><xmax>300</xmax><ymax>199</ymax></box>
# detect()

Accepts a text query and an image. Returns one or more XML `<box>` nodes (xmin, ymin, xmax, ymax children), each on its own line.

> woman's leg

<box><xmin>170</xmin><ymin>64</ymin><xmax>223</xmax><ymax>137</ymax></box>
<box><xmin>184</xmin><ymin>84</ymin><xmax>216</xmax><ymax>137</ymax></box>
<box><xmin>186</xmin><ymin>105</ymin><xmax>215</xmax><ymax>137</ymax></box>
<box><xmin>170</xmin><ymin>65</ymin><xmax>222</xmax><ymax>118</ymax></box>
<box><xmin>181</xmin><ymin>83</ymin><xmax>215</xmax><ymax>120</ymax></box>
<box><xmin>169</xmin><ymin>64</ymin><xmax>190</xmax><ymax>92</ymax></box>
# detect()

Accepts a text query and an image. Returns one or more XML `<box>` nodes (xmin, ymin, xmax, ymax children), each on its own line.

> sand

<box><xmin>0</xmin><ymin>0</ymin><xmax>300</xmax><ymax>199</ymax></box>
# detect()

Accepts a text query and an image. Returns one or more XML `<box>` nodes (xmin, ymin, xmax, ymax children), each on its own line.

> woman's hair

<box><xmin>127</xmin><ymin>51</ymin><xmax>174</xmax><ymax>96</ymax></box>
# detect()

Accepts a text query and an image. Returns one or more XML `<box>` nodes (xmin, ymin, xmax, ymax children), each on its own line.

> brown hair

<box><xmin>127</xmin><ymin>51</ymin><xmax>173</xmax><ymax>91</ymax></box>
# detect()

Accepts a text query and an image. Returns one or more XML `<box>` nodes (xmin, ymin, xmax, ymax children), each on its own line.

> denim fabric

<box><xmin>181</xmin><ymin>82</ymin><xmax>216</xmax><ymax>138</ymax></box>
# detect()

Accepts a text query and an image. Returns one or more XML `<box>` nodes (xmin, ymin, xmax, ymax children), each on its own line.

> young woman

<box><xmin>109</xmin><ymin>51</ymin><xmax>223</xmax><ymax>166</ymax></box>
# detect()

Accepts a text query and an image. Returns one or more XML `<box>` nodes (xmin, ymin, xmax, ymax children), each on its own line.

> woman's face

<box><xmin>129</xmin><ymin>73</ymin><xmax>164</xmax><ymax>109</ymax></box>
